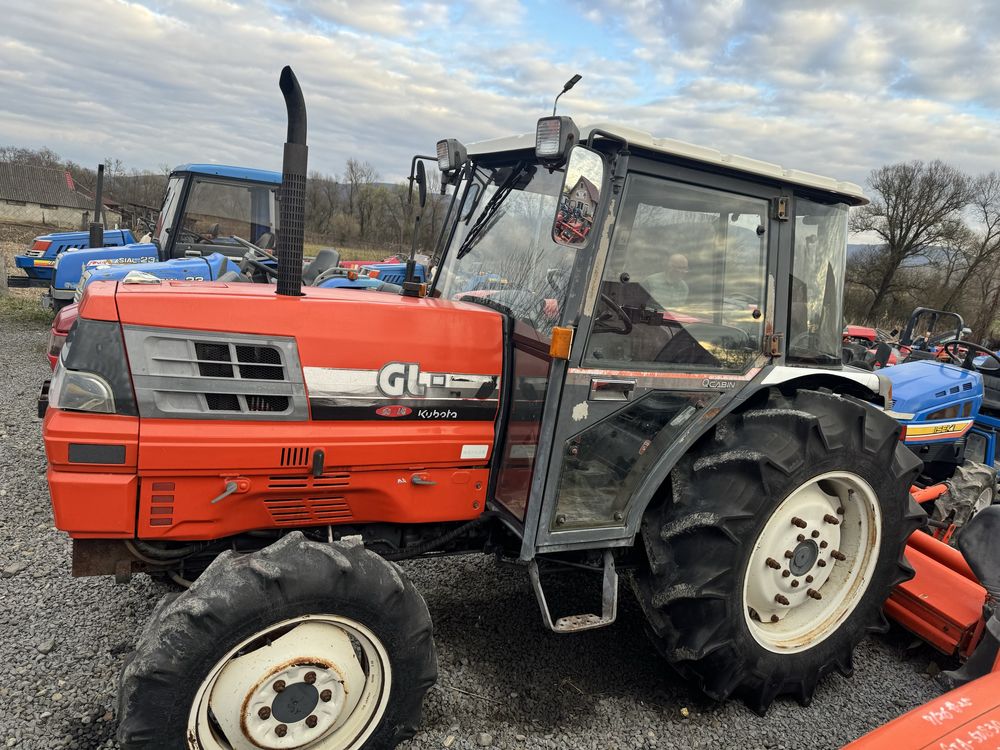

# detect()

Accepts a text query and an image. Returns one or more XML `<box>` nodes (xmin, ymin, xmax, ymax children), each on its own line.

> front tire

<box><xmin>118</xmin><ymin>532</ymin><xmax>437</xmax><ymax>749</ymax></box>
<box><xmin>634</xmin><ymin>389</ymin><xmax>924</xmax><ymax>713</ymax></box>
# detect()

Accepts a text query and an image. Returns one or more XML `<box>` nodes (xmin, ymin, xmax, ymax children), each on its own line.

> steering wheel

<box><xmin>176</xmin><ymin>226</ymin><xmax>208</xmax><ymax>244</ymax></box>
<box><xmin>943</xmin><ymin>340</ymin><xmax>1000</xmax><ymax>372</ymax></box>
<box><xmin>593</xmin><ymin>293</ymin><xmax>632</xmax><ymax>335</ymax></box>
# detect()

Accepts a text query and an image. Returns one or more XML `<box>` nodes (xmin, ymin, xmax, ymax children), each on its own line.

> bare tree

<box><xmin>850</xmin><ymin>160</ymin><xmax>971</xmax><ymax>321</ymax></box>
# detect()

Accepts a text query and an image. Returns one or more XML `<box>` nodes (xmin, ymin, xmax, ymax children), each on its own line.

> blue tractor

<box><xmin>15</xmin><ymin>228</ymin><xmax>136</xmax><ymax>284</ymax></box>
<box><xmin>35</xmin><ymin>164</ymin><xmax>281</xmax><ymax>309</ymax></box>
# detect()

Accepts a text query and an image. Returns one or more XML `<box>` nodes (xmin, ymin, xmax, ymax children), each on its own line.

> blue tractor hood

<box><xmin>882</xmin><ymin>359</ymin><xmax>982</xmax><ymax>419</ymax></box>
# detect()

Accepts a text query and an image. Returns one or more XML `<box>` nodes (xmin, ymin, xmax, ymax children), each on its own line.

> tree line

<box><xmin>0</xmin><ymin>147</ymin><xmax>444</xmax><ymax>257</ymax></box>
<box><xmin>847</xmin><ymin>160</ymin><xmax>1000</xmax><ymax>343</ymax></box>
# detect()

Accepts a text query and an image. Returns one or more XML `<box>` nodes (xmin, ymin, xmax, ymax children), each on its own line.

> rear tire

<box><xmin>633</xmin><ymin>388</ymin><xmax>924</xmax><ymax>714</ymax></box>
<box><xmin>937</xmin><ymin>461</ymin><xmax>997</xmax><ymax>538</ymax></box>
<box><xmin>118</xmin><ymin>532</ymin><xmax>437</xmax><ymax>749</ymax></box>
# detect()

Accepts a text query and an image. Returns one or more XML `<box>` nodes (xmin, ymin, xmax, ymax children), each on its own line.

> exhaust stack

<box><xmin>88</xmin><ymin>163</ymin><xmax>105</xmax><ymax>249</ymax></box>
<box><xmin>276</xmin><ymin>66</ymin><xmax>308</xmax><ymax>297</ymax></box>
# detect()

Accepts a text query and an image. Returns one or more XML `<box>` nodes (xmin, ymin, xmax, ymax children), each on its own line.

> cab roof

<box><xmin>467</xmin><ymin>122</ymin><xmax>867</xmax><ymax>206</ymax></box>
<box><xmin>171</xmin><ymin>164</ymin><xmax>281</xmax><ymax>185</ymax></box>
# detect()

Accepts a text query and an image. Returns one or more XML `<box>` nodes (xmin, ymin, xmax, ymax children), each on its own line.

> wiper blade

<box><xmin>456</xmin><ymin>162</ymin><xmax>526</xmax><ymax>260</ymax></box>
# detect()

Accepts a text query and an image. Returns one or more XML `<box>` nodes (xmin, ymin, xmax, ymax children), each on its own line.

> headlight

<box><xmin>49</xmin><ymin>366</ymin><xmax>116</xmax><ymax>413</ymax></box>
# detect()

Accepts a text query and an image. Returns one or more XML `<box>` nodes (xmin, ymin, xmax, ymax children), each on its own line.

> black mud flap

<box><xmin>37</xmin><ymin>379</ymin><xmax>50</xmax><ymax>418</ymax></box>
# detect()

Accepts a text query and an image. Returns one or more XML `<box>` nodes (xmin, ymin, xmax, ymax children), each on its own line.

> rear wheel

<box><xmin>634</xmin><ymin>388</ymin><xmax>924</xmax><ymax>713</ymax></box>
<box><xmin>118</xmin><ymin>532</ymin><xmax>437</xmax><ymax>749</ymax></box>
<box><xmin>936</xmin><ymin>461</ymin><xmax>997</xmax><ymax>539</ymax></box>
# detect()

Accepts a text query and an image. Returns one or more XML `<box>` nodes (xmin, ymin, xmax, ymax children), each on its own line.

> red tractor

<box><xmin>44</xmin><ymin>69</ymin><xmax>930</xmax><ymax>748</ymax></box>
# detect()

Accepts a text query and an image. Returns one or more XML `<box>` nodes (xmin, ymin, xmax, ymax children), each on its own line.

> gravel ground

<box><xmin>0</xmin><ymin>309</ymin><xmax>946</xmax><ymax>749</ymax></box>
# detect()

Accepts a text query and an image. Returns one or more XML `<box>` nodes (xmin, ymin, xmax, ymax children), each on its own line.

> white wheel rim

<box><xmin>188</xmin><ymin>615</ymin><xmax>391</xmax><ymax>749</ymax></box>
<box><xmin>742</xmin><ymin>471</ymin><xmax>882</xmax><ymax>654</ymax></box>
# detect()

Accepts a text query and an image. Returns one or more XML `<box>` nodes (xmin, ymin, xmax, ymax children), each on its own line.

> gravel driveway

<box><xmin>0</xmin><ymin>311</ymin><xmax>943</xmax><ymax>749</ymax></box>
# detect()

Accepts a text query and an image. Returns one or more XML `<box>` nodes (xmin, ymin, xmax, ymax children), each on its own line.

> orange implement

<box><xmin>843</xmin><ymin>671</ymin><xmax>1000</xmax><ymax>749</ymax></box>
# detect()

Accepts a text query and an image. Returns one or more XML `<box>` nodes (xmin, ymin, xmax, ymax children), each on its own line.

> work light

<box><xmin>436</xmin><ymin>139</ymin><xmax>467</xmax><ymax>172</ymax></box>
<box><xmin>535</xmin><ymin>116</ymin><xmax>579</xmax><ymax>166</ymax></box>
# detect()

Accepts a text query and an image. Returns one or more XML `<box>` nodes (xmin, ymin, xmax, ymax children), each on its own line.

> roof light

<box><xmin>436</xmin><ymin>139</ymin><xmax>467</xmax><ymax>172</ymax></box>
<box><xmin>535</xmin><ymin>116</ymin><xmax>579</xmax><ymax>167</ymax></box>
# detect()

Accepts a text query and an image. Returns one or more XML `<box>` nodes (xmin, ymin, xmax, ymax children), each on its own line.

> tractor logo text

<box><xmin>375</xmin><ymin>405</ymin><xmax>413</xmax><ymax>418</ymax></box>
<box><xmin>702</xmin><ymin>378</ymin><xmax>736</xmax><ymax>389</ymax></box>
<box><xmin>377</xmin><ymin>362</ymin><xmax>425</xmax><ymax>397</ymax></box>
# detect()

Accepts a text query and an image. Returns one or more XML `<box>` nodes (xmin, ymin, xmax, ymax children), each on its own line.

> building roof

<box><xmin>0</xmin><ymin>163</ymin><xmax>92</xmax><ymax>209</ymax></box>
<box><xmin>467</xmin><ymin>122</ymin><xmax>868</xmax><ymax>206</ymax></box>
<box><xmin>172</xmin><ymin>164</ymin><xmax>282</xmax><ymax>185</ymax></box>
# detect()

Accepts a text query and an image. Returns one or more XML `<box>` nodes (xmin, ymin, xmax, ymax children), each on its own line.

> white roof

<box><xmin>468</xmin><ymin>122</ymin><xmax>867</xmax><ymax>206</ymax></box>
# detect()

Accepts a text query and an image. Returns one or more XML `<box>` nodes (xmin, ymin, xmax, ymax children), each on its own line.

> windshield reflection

<box><xmin>436</xmin><ymin>161</ymin><xmax>578</xmax><ymax>340</ymax></box>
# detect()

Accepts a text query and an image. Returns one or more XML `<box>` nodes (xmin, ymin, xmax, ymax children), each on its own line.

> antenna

<box><xmin>552</xmin><ymin>73</ymin><xmax>582</xmax><ymax>116</ymax></box>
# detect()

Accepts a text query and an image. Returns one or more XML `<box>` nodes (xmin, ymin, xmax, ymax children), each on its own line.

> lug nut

<box><xmin>811</xmin><ymin>530</ymin><xmax>820</xmax><ymax>538</ymax></box>
<box><xmin>765</xmin><ymin>558</ymin><xmax>781</xmax><ymax>570</ymax></box>
<box><xmin>791</xmin><ymin>517</ymin><xmax>807</xmax><ymax>529</ymax></box>
<box><xmin>258</xmin><ymin>706</ymin><xmax>271</xmax><ymax>720</ymax></box>
<box><xmin>824</xmin><ymin>514</ymin><xmax>840</xmax><ymax>525</ymax></box>
<box><xmin>782</xmin><ymin>570</ymin><xmax>791</xmax><ymax>578</ymax></box>
<box><xmin>275</xmin><ymin>724</ymin><xmax>288</xmax><ymax>737</ymax></box>
<box><xmin>807</xmin><ymin>588</ymin><xmax>822</xmax><ymax>600</ymax></box>
<box><xmin>837</xmin><ymin>506</ymin><xmax>845</xmax><ymax>515</ymax></box>
<box><xmin>817</xmin><ymin>559</ymin><xmax>827</xmax><ymax>567</ymax></box>
<box><xmin>770</xmin><ymin>614</ymin><xmax>779</xmax><ymax>623</ymax></box>
<box><xmin>320</xmin><ymin>689</ymin><xmax>333</xmax><ymax>702</ymax></box>
<box><xmin>791</xmin><ymin>580</ymin><xmax>800</xmax><ymax>588</ymax></box>
<box><xmin>820</xmin><ymin>541</ymin><xmax>828</xmax><ymax>549</ymax></box>
<box><xmin>784</xmin><ymin>550</ymin><xmax>794</xmax><ymax>559</ymax></box>
<box><xmin>775</xmin><ymin>594</ymin><xmax>790</xmax><ymax>605</ymax></box>
<box><xmin>806</xmin><ymin>575</ymin><xmax>814</xmax><ymax>583</ymax></box>
<box><xmin>273</xmin><ymin>680</ymin><xmax>286</xmax><ymax>693</ymax></box>
<box><xmin>831</xmin><ymin>550</ymin><xmax>846</xmax><ymax>561</ymax></box>
<box><xmin>305</xmin><ymin>715</ymin><xmax>318</xmax><ymax>728</ymax></box>
<box><xmin>304</xmin><ymin>671</ymin><xmax>317</xmax><ymax>684</ymax></box>
<box><xmin>797</xmin><ymin>534</ymin><xmax>805</xmax><ymax>542</ymax></box>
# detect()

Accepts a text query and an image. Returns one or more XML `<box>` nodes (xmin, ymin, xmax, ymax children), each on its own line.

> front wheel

<box><xmin>118</xmin><ymin>532</ymin><xmax>437</xmax><ymax>749</ymax></box>
<box><xmin>634</xmin><ymin>388</ymin><xmax>924</xmax><ymax>713</ymax></box>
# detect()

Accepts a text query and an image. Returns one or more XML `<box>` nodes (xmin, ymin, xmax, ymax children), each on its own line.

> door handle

<box><xmin>589</xmin><ymin>378</ymin><xmax>636</xmax><ymax>401</ymax></box>
<box><xmin>411</xmin><ymin>473</ymin><xmax>437</xmax><ymax>486</ymax></box>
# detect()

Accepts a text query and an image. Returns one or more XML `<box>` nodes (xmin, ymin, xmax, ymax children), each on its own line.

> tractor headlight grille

<box><xmin>122</xmin><ymin>326</ymin><xmax>307</xmax><ymax>420</ymax></box>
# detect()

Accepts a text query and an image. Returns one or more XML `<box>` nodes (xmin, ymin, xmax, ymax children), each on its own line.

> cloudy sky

<box><xmin>1</xmin><ymin>0</ymin><xmax>999</xmax><ymax>190</ymax></box>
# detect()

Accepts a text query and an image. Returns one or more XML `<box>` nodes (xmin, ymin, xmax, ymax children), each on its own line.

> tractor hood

<box><xmin>52</xmin><ymin>242</ymin><xmax>158</xmax><ymax>293</ymax></box>
<box><xmin>882</xmin><ymin>359</ymin><xmax>982</xmax><ymax>422</ymax></box>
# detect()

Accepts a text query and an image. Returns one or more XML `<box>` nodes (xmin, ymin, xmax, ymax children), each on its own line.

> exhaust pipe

<box><xmin>88</xmin><ymin>163</ymin><xmax>105</xmax><ymax>249</ymax></box>
<box><xmin>276</xmin><ymin>66</ymin><xmax>307</xmax><ymax>297</ymax></box>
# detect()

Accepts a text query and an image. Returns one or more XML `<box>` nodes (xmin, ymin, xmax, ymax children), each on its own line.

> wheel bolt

<box><xmin>817</xmin><ymin>559</ymin><xmax>827</xmax><ymax>567</ymax></box>
<box><xmin>306</xmin><ymin>715</ymin><xmax>318</xmax><ymax>728</ymax></box>
<box><xmin>770</xmin><ymin>614</ymin><xmax>779</xmax><ymax>623</ymax></box>
<box><xmin>797</xmin><ymin>534</ymin><xmax>805</xmax><ymax>542</ymax></box>
<box><xmin>811</xmin><ymin>530</ymin><xmax>820</xmax><ymax>538</ymax></box>
<box><xmin>765</xmin><ymin>558</ymin><xmax>781</xmax><ymax>569</ymax></box>
<box><xmin>820</xmin><ymin>541</ymin><xmax>828</xmax><ymax>549</ymax></box>
<box><xmin>806</xmin><ymin>575</ymin><xmax>814</xmax><ymax>583</ymax></box>
<box><xmin>824</xmin><ymin>514</ymin><xmax>840</xmax><ymax>525</ymax></box>
<box><xmin>831</xmin><ymin>550</ymin><xmax>846</xmax><ymax>561</ymax></box>
<box><xmin>258</xmin><ymin>706</ymin><xmax>271</xmax><ymax>720</ymax></box>
<box><xmin>837</xmin><ymin>506</ymin><xmax>845</xmax><ymax>515</ymax></box>
<box><xmin>275</xmin><ymin>724</ymin><xmax>288</xmax><ymax>737</ymax></box>
<box><xmin>273</xmin><ymin>680</ymin><xmax>286</xmax><ymax>693</ymax></box>
<box><xmin>791</xmin><ymin>517</ymin><xmax>807</xmax><ymax>528</ymax></box>
<box><xmin>784</xmin><ymin>550</ymin><xmax>794</xmax><ymax>559</ymax></box>
<box><xmin>807</xmin><ymin>588</ymin><xmax>822</xmax><ymax>600</ymax></box>
<box><xmin>304</xmin><ymin>671</ymin><xmax>317</xmax><ymax>684</ymax></box>
<box><xmin>320</xmin><ymin>689</ymin><xmax>333</xmax><ymax>702</ymax></box>
<box><xmin>775</xmin><ymin>594</ymin><xmax>790</xmax><ymax>606</ymax></box>
<box><xmin>791</xmin><ymin>580</ymin><xmax>800</xmax><ymax>588</ymax></box>
<box><xmin>782</xmin><ymin>570</ymin><xmax>790</xmax><ymax>578</ymax></box>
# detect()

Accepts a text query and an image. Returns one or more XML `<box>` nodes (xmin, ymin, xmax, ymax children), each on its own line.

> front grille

<box><xmin>124</xmin><ymin>327</ymin><xmax>307</xmax><ymax>421</ymax></box>
<box><xmin>280</xmin><ymin>447</ymin><xmax>311</xmax><ymax>466</ymax></box>
<box><xmin>264</xmin><ymin>496</ymin><xmax>352</xmax><ymax>526</ymax></box>
<box><xmin>25</xmin><ymin>249</ymin><xmax>44</xmax><ymax>257</ymax></box>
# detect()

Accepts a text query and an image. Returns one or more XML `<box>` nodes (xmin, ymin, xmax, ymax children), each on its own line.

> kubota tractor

<box><xmin>42</xmin><ymin>69</ymin><xmax>924</xmax><ymax>748</ymax></box>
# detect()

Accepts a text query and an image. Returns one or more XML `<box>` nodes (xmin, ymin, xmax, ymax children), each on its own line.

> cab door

<box><xmin>530</xmin><ymin>166</ymin><xmax>779</xmax><ymax>553</ymax></box>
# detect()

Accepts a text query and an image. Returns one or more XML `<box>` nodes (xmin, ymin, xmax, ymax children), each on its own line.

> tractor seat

<box><xmin>302</xmin><ymin>248</ymin><xmax>341</xmax><ymax>286</ymax></box>
<box><xmin>978</xmin><ymin>367</ymin><xmax>1000</xmax><ymax>417</ymax></box>
<box><xmin>957</xmin><ymin>504</ymin><xmax>1000</xmax><ymax>597</ymax></box>
<box><xmin>255</xmin><ymin>232</ymin><xmax>275</xmax><ymax>250</ymax></box>
<box><xmin>217</xmin><ymin>270</ymin><xmax>252</xmax><ymax>283</ymax></box>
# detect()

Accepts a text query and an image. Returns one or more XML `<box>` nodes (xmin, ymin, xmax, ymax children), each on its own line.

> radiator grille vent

<box><xmin>268</xmin><ymin>472</ymin><xmax>351</xmax><ymax>490</ymax></box>
<box><xmin>264</xmin><ymin>497</ymin><xmax>352</xmax><ymax>526</ymax></box>
<box><xmin>193</xmin><ymin>342</ymin><xmax>284</xmax><ymax>381</ymax></box>
<box><xmin>280</xmin><ymin>447</ymin><xmax>311</xmax><ymax>467</ymax></box>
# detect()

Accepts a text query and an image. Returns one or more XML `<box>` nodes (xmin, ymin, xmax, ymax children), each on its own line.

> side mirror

<box><xmin>552</xmin><ymin>146</ymin><xmax>605</xmax><ymax>248</ymax></box>
<box><xmin>416</xmin><ymin>161</ymin><xmax>427</xmax><ymax>210</ymax></box>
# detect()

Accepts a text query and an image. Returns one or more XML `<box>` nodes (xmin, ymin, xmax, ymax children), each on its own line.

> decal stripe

<box><xmin>310</xmin><ymin>399</ymin><xmax>498</xmax><ymax>421</ymax></box>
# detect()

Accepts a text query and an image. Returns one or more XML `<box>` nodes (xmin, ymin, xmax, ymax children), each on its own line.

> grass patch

<box><xmin>0</xmin><ymin>293</ymin><xmax>53</xmax><ymax>326</ymax></box>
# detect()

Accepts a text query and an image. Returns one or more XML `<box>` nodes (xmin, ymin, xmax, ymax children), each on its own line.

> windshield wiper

<box><xmin>456</xmin><ymin>162</ymin><xmax>527</xmax><ymax>260</ymax></box>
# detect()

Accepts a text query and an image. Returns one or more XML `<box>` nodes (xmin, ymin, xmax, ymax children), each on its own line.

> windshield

<box><xmin>179</xmin><ymin>178</ymin><xmax>277</xmax><ymax>246</ymax></box>
<box><xmin>787</xmin><ymin>200</ymin><xmax>849</xmax><ymax>365</ymax></box>
<box><xmin>153</xmin><ymin>176</ymin><xmax>184</xmax><ymax>246</ymax></box>
<box><xmin>435</xmin><ymin>161</ymin><xmax>577</xmax><ymax>341</ymax></box>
